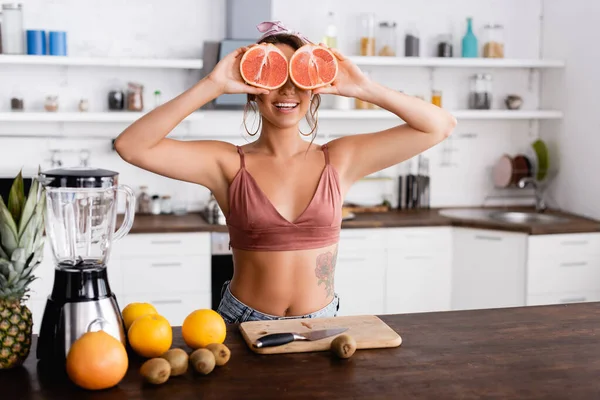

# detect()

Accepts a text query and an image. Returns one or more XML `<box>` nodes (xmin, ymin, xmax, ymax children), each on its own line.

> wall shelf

<box><xmin>0</xmin><ymin>55</ymin><xmax>204</xmax><ymax>69</ymax></box>
<box><xmin>318</xmin><ymin>109</ymin><xmax>563</xmax><ymax>120</ymax></box>
<box><xmin>348</xmin><ymin>56</ymin><xmax>565</xmax><ymax>69</ymax></box>
<box><xmin>0</xmin><ymin>109</ymin><xmax>562</xmax><ymax>123</ymax></box>
<box><xmin>0</xmin><ymin>112</ymin><xmax>204</xmax><ymax>122</ymax></box>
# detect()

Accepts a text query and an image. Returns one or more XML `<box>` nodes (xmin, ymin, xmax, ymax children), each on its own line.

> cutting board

<box><xmin>239</xmin><ymin>315</ymin><xmax>402</xmax><ymax>354</ymax></box>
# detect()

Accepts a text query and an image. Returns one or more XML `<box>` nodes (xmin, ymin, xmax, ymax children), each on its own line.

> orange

<box><xmin>66</xmin><ymin>330</ymin><xmax>128</xmax><ymax>391</ymax></box>
<box><xmin>182</xmin><ymin>309</ymin><xmax>226</xmax><ymax>349</ymax></box>
<box><xmin>121</xmin><ymin>302</ymin><xmax>158</xmax><ymax>330</ymax></box>
<box><xmin>128</xmin><ymin>314</ymin><xmax>172</xmax><ymax>358</ymax></box>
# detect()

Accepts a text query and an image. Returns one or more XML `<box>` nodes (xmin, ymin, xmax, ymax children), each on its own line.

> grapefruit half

<box><xmin>289</xmin><ymin>44</ymin><xmax>338</xmax><ymax>90</ymax></box>
<box><xmin>240</xmin><ymin>43</ymin><xmax>289</xmax><ymax>90</ymax></box>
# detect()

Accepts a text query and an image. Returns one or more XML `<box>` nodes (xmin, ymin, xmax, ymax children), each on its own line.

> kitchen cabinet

<box><xmin>526</xmin><ymin>233</ymin><xmax>600</xmax><ymax>306</ymax></box>
<box><xmin>451</xmin><ymin>227</ymin><xmax>527</xmax><ymax>311</ymax></box>
<box><xmin>385</xmin><ymin>227</ymin><xmax>452</xmax><ymax>314</ymax></box>
<box><xmin>112</xmin><ymin>232</ymin><xmax>212</xmax><ymax>326</ymax></box>
<box><xmin>335</xmin><ymin>229</ymin><xmax>387</xmax><ymax>316</ymax></box>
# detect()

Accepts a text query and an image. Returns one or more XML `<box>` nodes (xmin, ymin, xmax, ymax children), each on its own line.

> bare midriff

<box><xmin>228</xmin><ymin>242</ymin><xmax>339</xmax><ymax>317</ymax></box>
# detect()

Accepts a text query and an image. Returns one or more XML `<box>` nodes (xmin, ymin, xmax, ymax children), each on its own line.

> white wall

<box><xmin>540</xmin><ymin>0</ymin><xmax>599</xmax><ymax>220</ymax></box>
<box><xmin>0</xmin><ymin>0</ymin><xmax>550</xmax><ymax>211</ymax></box>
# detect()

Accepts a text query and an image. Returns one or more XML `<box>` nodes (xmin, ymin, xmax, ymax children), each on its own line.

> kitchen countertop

<box><xmin>5</xmin><ymin>302</ymin><xmax>600</xmax><ymax>399</ymax></box>
<box><xmin>122</xmin><ymin>206</ymin><xmax>600</xmax><ymax>235</ymax></box>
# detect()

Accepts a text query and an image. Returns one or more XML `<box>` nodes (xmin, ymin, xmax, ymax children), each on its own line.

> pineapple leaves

<box><xmin>0</xmin><ymin>195</ymin><xmax>18</xmax><ymax>257</ymax></box>
<box><xmin>18</xmin><ymin>171</ymin><xmax>41</xmax><ymax>237</ymax></box>
<box><xmin>8</xmin><ymin>170</ymin><xmax>26</xmax><ymax>226</ymax></box>
<box><xmin>11</xmin><ymin>248</ymin><xmax>26</xmax><ymax>275</ymax></box>
<box><xmin>18</xmin><ymin>194</ymin><xmax>45</xmax><ymax>256</ymax></box>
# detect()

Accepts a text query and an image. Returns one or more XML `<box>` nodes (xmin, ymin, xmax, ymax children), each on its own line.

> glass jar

<box><xmin>160</xmin><ymin>195</ymin><xmax>172</xmax><ymax>214</ymax></box>
<box><xmin>78</xmin><ymin>98</ymin><xmax>89</xmax><ymax>112</ymax></box>
<box><xmin>1</xmin><ymin>3</ymin><xmax>24</xmax><ymax>54</ymax></box>
<box><xmin>468</xmin><ymin>73</ymin><xmax>493</xmax><ymax>110</ymax></box>
<box><xmin>404</xmin><ymin>24</ymin><xmax>420</xmax><ymax>57</ymax></box>
<box><xmin>483</xmin><ymin>24</ymin><xmax>504</xmax><ymax>58</ymax></box>
<box><xmin>431</xmin><ymin>90</ymin><xmax>442</xmax><ymax>107</ymax></box>
<box><xmin>108</xmin><ymin>89</ymin><xmax>125</xmax><ymax>110</ymax></box>
<box><xmin>127</xmin><ymin>82</ymin><xmax>144</xmax><ymax>111</ymax></box>
<box><xmin>10</xmin><ymin>97</ymin><xmax>23</xmax><ymax>111</ymax></box>
<box><xmin>378</xmin><ymin>21</ymin><xmax>397</xmax><ymax>56</ymax></box>
<box><xmin>359</xmin><ymin>13</ymin><xmax>376</xmax><ymax>56</ymax></box>
<box><xmin>136</xmin><ymin>186</ymin><xmax>152</xmax><ymax>214</ymax></box>
<box><xmin>44</xmin><ymin>96</ymin><xmax>59</xmax><ymax>112</ymax></box>
<box><xmin>151</xmin><ymin>195</ymin><xmax>161</xmax><ymax>215</ymax></box>
<box><xmin>437</xmin><ymin>34</ymin><xmax>453</xmax><ymax>57</ymax></box>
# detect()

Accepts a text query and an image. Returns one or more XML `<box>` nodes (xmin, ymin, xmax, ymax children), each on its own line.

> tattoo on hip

<box><xmin>315</xmin><ymin>246</ymin><xmax>338</xmax><ymax>297</ymax></box>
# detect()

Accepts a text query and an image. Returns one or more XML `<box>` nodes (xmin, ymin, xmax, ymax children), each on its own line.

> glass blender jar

<box><xmin>36</xmin><ymin>167</ymin><xmax>136</xmax><ymax>362</ymax></box>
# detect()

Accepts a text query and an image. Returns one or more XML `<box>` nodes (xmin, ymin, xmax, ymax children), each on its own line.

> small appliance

<box><xmin>35</xmin><ymin>167</ymin><xmax>136</xmax><ymax>363</ymax></box>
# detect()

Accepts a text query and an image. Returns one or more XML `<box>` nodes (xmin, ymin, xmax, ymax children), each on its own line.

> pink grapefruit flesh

<box><xmin>289</xmin><ymin>44</ymin><xmax>338</xmax><ymax>90</ymax></box>
<box><xmin>239</xmin><ymin>44</ymin><xmax>289</xmax><ymax>90</ymax></box>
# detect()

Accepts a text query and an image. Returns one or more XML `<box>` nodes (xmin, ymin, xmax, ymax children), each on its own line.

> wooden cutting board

<box><xmin>239</xmin><ymin>315</ymin><xmax>402</xmax><ymax>354</ymax></box>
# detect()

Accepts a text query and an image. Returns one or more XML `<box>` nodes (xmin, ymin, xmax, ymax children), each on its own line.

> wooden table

<box><xmin>4</xmin><ymin>302</ymin><xmax>600</xmax><ymax>399</ymax></box>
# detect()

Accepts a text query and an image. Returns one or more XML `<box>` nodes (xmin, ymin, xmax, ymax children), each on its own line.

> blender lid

<box><xmin>39</xmin><ymin>167</ymin><xmax>119</xmax><ymax>188</ymax></box>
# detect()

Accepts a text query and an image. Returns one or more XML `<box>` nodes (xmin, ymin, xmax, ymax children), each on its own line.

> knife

<box><xmin>254</xmin><ymin>327</ymin><xmax>348</xmax><ymax>348</ymax></box>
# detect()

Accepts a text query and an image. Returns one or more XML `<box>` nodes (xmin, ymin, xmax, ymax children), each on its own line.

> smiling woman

<box><xmin>113</xmin><ymin>20</ymin><xmax>456</xmax><ymax>324</ymax></box>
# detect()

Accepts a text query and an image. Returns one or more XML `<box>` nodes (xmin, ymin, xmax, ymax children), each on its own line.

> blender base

<box><xmin>36</xmin><ymin>265</ymin><xmax>126</xmax><ymax>363</ymax></box>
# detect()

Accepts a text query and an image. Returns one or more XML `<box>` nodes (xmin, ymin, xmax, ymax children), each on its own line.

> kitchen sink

<box><xmin>438</xmin><ymin>208</ymin><xmax>571</xmax><ymax>225</ymax></box>
<box><xmin>488</xmin><ymin>211</ymin><xmax>570</xmax><ymax>224</ymax></box>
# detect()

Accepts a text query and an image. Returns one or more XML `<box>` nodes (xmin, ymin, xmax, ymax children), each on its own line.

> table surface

<box><xmin>4</xmin><ymin>302</ymin><xmax>600</xmax><ymax>399</ymax></box>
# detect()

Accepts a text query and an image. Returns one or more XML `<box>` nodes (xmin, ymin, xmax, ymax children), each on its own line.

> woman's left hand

<box><xmin>312</xmin><ymin>45</ymin><xmax>370</xmax><ymax>99</ymax></box>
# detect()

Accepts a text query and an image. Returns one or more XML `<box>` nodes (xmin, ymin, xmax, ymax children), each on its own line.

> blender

<box><xmin>35</xmin><ymin>167</ymin><xmax>136</xmax><ymax>363</ymax></box>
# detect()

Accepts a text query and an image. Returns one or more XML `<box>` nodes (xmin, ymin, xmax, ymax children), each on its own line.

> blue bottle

<box><xmin>462</xmin><ymin>17</ymin><xmax>478</xmax><ymax>58</ymax></box>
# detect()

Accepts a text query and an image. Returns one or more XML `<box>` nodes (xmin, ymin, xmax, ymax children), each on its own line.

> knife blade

<box><xmin>254</xmin><ymin>327</ymin><xmax>348</xmax><ymax>348</ymax></box>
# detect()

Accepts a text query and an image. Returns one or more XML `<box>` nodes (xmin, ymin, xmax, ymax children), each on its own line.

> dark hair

<box><xmin>242</xmin><ymin>34</ymin><xmax>321</xmax><ymax>143</ymax></box>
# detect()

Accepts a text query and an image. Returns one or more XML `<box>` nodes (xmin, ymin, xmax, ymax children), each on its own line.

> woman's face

<box><xmin>254</xmin><ymin>43</ymin><xmax>312</xmax><ymax>130</ymax></box>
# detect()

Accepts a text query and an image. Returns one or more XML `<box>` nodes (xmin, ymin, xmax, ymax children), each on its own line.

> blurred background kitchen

<box><xmin>1</xmin><ymin>0</ymin><xmax>598</xmax><ymax>329</ymax></box>
<box><xmin>1</xmin><ymin>0</ymin><xmax>590</xmax><ymax>217</ymax></box>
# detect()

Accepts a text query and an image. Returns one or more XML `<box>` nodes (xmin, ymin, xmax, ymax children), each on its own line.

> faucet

<box><xmin>518</xmin><ymin>177</ymin><xmax>547</xmax><ymax>212</ymax></box>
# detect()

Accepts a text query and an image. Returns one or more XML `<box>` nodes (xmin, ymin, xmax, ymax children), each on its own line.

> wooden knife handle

<box><xmin>254</xmin><ymin>333</ymin><xmax>298</xmax><ymax>348</ymax></box>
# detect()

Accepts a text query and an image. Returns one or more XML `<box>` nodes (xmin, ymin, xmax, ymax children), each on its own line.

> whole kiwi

<box><xmin>140</xmin><ymin>358</ymin><xmax>171</xmax><ymax>385</ymax></box>
<box><xmin>160</xmin><ymin>348</ymin><xmax>189</xmax><ymax>376</ymax></box>
<box><xmin>190</xmin><ymin>348</ymin><xmax>216</xmax><ymax>375</ymax></box>
<box><xmin>205</xmin><ymin>343</ymin><xmax>231</xmax><ymax>366</ymax></box>
<box><xmin>330</xmin><ymin>334</ymin><xmax>357</xmax><ymax>359</ymax></box>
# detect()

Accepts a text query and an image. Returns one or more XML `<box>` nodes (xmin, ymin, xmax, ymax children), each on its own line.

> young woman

<box><xmin>114</xmin><ymin>23</ymin><xmax>456</xmax><ymax>324</ymax></box>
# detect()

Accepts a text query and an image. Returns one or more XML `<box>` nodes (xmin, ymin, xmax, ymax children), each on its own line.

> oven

<box><xmin>210</xmin><ymin>232</ymin><xmax>234</xmax><ymax>310</ymax></box>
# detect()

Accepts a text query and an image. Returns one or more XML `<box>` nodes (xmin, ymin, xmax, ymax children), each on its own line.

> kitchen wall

<box><xmin>540</xmin><ymin>0</ymin><xmax>599</xmax><ymax>220</ymax></box>
<box><xmin>0</xmin><ymin>0</ymin><xmax>551</xmax><ymax>211</ymax></box>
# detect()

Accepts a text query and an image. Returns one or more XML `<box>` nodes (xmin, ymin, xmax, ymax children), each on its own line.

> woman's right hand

<box><xmin>207</xmin><ymin>46</ymin><xmax>270</xmax><ymax>96</ymax></box>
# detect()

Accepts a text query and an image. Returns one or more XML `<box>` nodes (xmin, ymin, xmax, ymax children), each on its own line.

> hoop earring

<box><xmin>243</xmin><ymin>102</ymin><xmax>261</xmax><ymax>136</ymax></box>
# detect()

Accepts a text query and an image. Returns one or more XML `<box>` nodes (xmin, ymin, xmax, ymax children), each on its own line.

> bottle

<box><xmin>322</xmin><ymin>11</ymin><xmax>337</xmax><ymax>48</ymax></box>
<box><xmin>137</xmin><ymin>186</ymin><xmax>152</xmax><ymax>214</ymax></box>
<box><xmin>151</xmin><ymin>195</ymin><xmax>161</xmax><ymax>215</ymax></box>
<box><xmin>461</xmin><ymin>17</ymin><xmax>478</xmax><ymax>58</ymax></box>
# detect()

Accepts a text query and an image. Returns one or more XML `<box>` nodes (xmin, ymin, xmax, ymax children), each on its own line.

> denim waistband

<box><xmin>217</xmin><ymin>280</ymin><xmax>340</xmax><ymax>324</ymax></box>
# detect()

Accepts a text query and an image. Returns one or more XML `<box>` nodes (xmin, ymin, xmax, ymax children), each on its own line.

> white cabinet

<box><xmin>385</xmin><ymin>227</ymin><xmax>452</xmax><ymax>314</ymax></box>
<box><xmin>335</xmin><ymin>229</ymin><xmax>387</xmax><ymax>316</ymax></box>
<box><xmin>112</xmin><ymin>232</ymin><xmax>211</xmax><ymax>326</ymax></box>
<box><xmin>451</xmin><ymin>228</ymin><xmax>527</xmax><ymax>311</ymax></box>
<box><xmin>526</xmin><ymin>233</ymin><xmax>600</xmax><ymax>306</ymax></box>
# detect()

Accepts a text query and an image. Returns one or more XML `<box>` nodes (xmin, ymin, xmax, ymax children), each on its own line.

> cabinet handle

<box><xmin>474</xmin><ymin>235</ymin><xmax>502</xmax><ymax>241</ymax></box>
<box><xmin>560</xmin><ymin>240</ymin><xmax>589</xmax><ymax>246</ymax></box>
<box><xmin>150</xmin><ymin>262</ymin><xmax>183</xmax><ymax>268</ymax></box>
<box><xmin>152</xmin><ymin>299</ymin><xmax>183</xmax><ymax>305</ymax></box>
<box><xmin>560</xmin><ymin>297</ymin><xmax>586</xmax><ymax>303</ymax></box>
<box><xmin>559</xmin><ymin>261</ymin><xmax>588</xmax><ymax>267</ymax></box>
<box><xmin>150</xmin><ymin>240</ymin><xmax>183</xmax><ymax>245</ymax></box>
<box><xmin>404</xmin><ymin>256</ymin><xmax>433</xmax><ymax>261</ymax></box>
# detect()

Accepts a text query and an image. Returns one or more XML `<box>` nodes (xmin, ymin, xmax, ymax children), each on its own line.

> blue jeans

<box><xmin>217</xmin><ymin>280</ymin><xmax>340</xmax><ymax>323</ymax></box>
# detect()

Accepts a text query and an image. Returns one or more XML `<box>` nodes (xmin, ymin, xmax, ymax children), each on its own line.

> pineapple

<box><xmin>0</xmin><ymin>170</ymin><xmax>46</xmax><ymax>369</ymax></box>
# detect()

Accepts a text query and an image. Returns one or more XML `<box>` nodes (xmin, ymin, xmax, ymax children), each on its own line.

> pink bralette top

<box><xmin>226</xmin><ymin>144</ymin><xmax>342</xmax><ymax>251</ymax></box>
